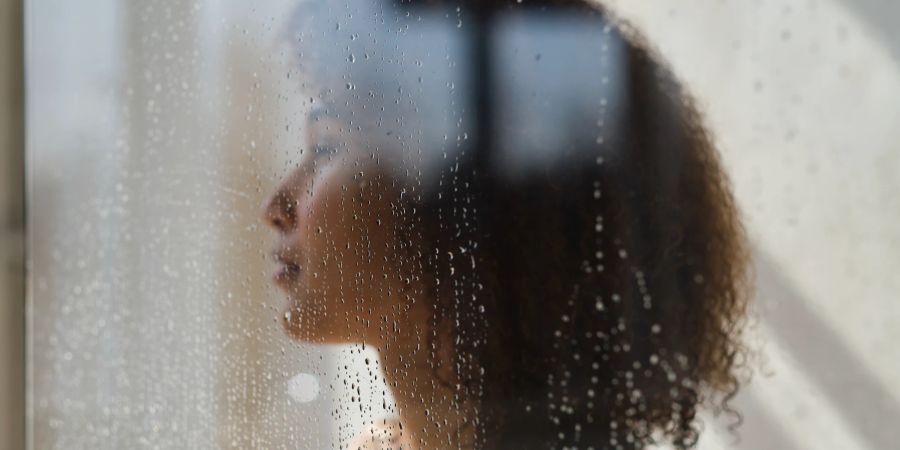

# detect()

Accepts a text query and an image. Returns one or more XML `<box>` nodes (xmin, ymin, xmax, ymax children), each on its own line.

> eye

<box><xmin>312</xmin><ymin>142</ymin><xmax>338</xmax><ymax>162</ymax></box>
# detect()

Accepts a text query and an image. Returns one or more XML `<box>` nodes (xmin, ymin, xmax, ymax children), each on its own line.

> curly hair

<box><xmin>412</xmin><ymin>2</ymin><xmax>752</xmax><ymax>448</ymax></box>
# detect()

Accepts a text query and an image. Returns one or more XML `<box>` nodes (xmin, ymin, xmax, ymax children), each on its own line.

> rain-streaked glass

<box><xmin>24</xmin><ymin>0</ymin><xmax>900</xmax><ymax>449</ymax></box>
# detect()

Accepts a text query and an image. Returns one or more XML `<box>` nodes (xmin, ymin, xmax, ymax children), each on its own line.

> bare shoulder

<box><xmin>346</xmin><ymin>417</ymin><xmax>415</xmax><ymax>450</ymax></box>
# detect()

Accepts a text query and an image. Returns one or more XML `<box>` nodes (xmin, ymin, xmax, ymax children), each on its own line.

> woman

<box><xmin>266</xmin><ymin>0</ymin><xmax>750</xmax><ymax>448</ymax></box>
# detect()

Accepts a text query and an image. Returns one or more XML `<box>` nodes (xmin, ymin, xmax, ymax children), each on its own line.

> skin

<box><xmin>263</xmin><ymin>116</ymin><xmax>473</xmax><ymax>449</ymax></box>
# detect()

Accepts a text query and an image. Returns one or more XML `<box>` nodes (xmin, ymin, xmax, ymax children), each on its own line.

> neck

<box><xmin>371</xmin><ymin>308</ymin><xmax>475</xmax><ymax>449</ymax></box>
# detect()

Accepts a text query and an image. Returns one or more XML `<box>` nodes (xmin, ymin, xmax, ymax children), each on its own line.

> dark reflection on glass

<box><xmin>268</xmin><ymin>0</ymin><xmax>750</xmax><ymax>448</ymax></box>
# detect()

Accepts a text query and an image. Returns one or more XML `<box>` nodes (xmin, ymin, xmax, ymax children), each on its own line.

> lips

<box><xmin>274</xmin><ymin>262</ymin><xmax>302</xmax><ymax>286</ymax></box>
<box><xmin>272</xmin><ymin>246</ymin><xmax>304</xmax><ymax>288</ymax></box>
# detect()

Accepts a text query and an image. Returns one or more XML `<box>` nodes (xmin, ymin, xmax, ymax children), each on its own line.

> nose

<box><xmin>263</xmin><ymin>186</ymin><xmax>298</xmax><ymax>233</ymax></box>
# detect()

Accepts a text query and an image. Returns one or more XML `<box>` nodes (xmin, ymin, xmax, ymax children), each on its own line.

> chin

<box><xmin>281</xmin><ymin>297</ymin><xmax>315</xmax><ymax>342</ymax></box>
<box><xmin>280</xmin><ymin>295</ymin><xmax>349</xmax><ymax>344</ymax></box>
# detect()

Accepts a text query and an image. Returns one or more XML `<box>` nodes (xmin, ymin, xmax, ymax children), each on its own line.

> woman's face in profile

<box><xmin>263</xmin><ymin>116</ymin><xmax>412</xmax><ymax>343</ymax></box>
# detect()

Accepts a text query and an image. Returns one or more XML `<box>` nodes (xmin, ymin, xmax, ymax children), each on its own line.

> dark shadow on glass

<box><xmin>838</xmin><ymin>0</ymin><xmax>900</xmax><ymax>63</ymax></box>
<box><xmin>754</xmin><ymin>249</ymin><xmax>900</xmax><ymax>449</ymax></box>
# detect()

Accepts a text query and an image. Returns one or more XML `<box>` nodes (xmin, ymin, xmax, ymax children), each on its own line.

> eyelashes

<box><xmin>311</xmin><ymin>142</ymin><xmax>339</xmax><ymax>162</ymax></box>
<box><xmin>306</xmin><ymin>108</ymin><xmax>345</xmax><ymax>164</ymax></box>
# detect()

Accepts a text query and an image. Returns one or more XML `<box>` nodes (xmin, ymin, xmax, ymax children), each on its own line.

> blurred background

<box><xmin>3</xmin><ymin>0</ymin><xmax>899</xmax><ymax>449</ymax></box>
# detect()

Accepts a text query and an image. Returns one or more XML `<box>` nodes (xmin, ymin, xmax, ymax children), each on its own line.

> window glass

<box><xmin>26</xmin><ymin>0</ymin><xmax>900</xmax><ymax>449</ymax></box>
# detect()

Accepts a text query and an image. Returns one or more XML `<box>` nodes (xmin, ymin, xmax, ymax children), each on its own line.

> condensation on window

<box><xmin>26</xmin><ymin>0</ymin><xmax>900</xmax><ymax>449</ymax></box>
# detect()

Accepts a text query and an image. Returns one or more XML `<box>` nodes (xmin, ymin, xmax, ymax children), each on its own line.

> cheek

<box><xmin>308</xmin><ymin>179</ymin><xmax>400</xmax><ymax>297</ymax></box>
<box><xmin>300</xmin><ymin>177</ymin><xmax>368</xmax><ymax>294</ymax></box>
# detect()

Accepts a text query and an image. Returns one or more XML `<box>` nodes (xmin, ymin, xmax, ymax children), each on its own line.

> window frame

<box><xmin>1</xmin><ymin>0</ymin><xmax>25</xmax><ymax>448</ymax></box>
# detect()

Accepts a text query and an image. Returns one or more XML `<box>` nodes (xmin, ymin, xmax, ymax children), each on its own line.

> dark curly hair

<box><xmin>409</xmin><ymin>2</ymin><xmax>752</xmax><ymax>448</ymax></box>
